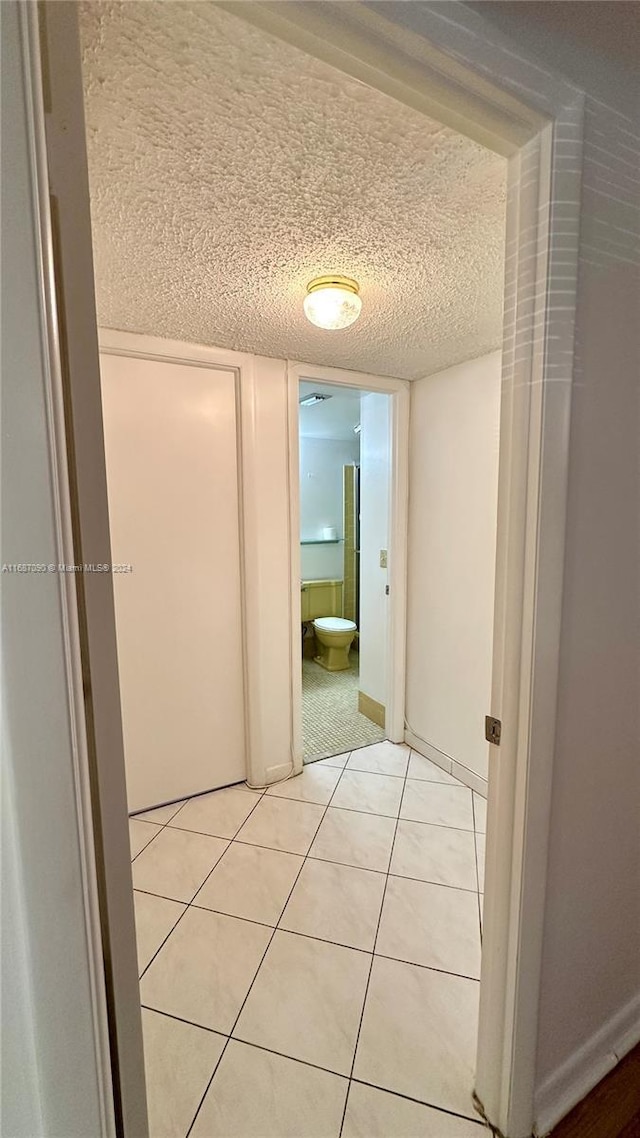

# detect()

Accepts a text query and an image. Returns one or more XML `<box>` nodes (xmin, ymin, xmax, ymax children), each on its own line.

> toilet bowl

<box><xmin>313</xmin><ymin>616</ymin><xmax>357</xmax><ymax>672</ymax></box>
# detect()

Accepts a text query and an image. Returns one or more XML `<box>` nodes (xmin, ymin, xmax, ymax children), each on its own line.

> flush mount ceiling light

<box><xmin>303</xmin><ymin>275</ymin><xmax>362</xmax><ymax>330</ymax></box>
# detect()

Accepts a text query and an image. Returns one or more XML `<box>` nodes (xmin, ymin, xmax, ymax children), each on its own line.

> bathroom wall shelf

<box><xmin>300</xmin><ymin>539</ymin><xmax>343</xmax><ymax>545</ymax></box>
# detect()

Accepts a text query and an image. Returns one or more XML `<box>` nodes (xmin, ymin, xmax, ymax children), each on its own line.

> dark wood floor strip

<box><xmin>550</xmin><ymin>1045</ymin><xmax>640</xmax><ymax>1138</ymax></box>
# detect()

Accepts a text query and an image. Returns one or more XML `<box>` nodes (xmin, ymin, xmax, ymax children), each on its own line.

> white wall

<box><xmin>359</xmin><ymin>393</ymin><xmax>391</xmax><ymax>707</ymax></box>
<box><xmin>406</xmin><ymin>351</ymin><xmax>501</xmax><ymax>786</ymax></box>
<box><xmin>1</xmin><ymin>5</ymin><xmax>107</xmax><ymax>1131</ymax></box>
<box><xmin>299</xmin><ymin>436</ymin><xmax>359</xmax><ymax>580</ymax></box>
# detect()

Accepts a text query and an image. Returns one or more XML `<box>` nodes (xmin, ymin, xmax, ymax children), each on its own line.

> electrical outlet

<box><xmin>379</xmin><ymin>549</ymin><xmax>388</xmax><ymax>568</ymax></box>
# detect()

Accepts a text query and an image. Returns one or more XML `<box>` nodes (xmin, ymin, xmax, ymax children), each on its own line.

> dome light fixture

<box><xmin>303</xmin><ymin>275</ymin><xmax>362</xmax><ymax>330</ymax></box>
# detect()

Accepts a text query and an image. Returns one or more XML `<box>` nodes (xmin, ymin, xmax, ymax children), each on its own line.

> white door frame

<box><xmin>287</xmin><ymin>361</ymin><xmax>410</xmax><ymax>771</ymax></box>
<box><xmin>33</xmin><ymin>3</ymin><xmax>585</xmax><ymax>1136</ymax></box>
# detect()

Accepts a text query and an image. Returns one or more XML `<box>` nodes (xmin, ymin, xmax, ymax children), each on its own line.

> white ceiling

<box><xmin>299</xmin><ymin>381</ymin><xmax>362</xmax><ymax>441</ymax></box>
<box><xmin>80</xmin><ymin>2</ymin><xmax>507</xmax><ymax>381</ymax></box>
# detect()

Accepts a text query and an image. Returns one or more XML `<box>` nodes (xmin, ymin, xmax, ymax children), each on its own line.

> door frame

<box><xmin>32</xmin><ymin>3</ymin><xmax>585</xmax><ymax>1136</ymax></box>
<box><xmin>287</xmin><ymin>361</ymin><xmax>410</xmax><ymax>772</ymax></box>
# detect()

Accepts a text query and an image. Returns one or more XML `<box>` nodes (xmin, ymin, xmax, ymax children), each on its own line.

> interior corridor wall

<box><xmin>359</xmin><ymin>393</ymin><xmax>390</xmax><ymax>712</ymax></box>
<box><xmin>406</xmin><ymin>351</ymin><xmax>501</xmax><ymax>790</ymax></box>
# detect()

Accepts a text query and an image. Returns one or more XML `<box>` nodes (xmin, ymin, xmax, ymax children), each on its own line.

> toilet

<box><xmin>313</xmin><ymin>616</ymin><xmax>357</xmax><ymax>671</ymax></box>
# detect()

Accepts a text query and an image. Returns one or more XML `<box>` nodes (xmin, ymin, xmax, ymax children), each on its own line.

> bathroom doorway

<box><xmin>288</xmin><ymin>364</ymin><xmax>410</xmax><ymax>768</ymax></box>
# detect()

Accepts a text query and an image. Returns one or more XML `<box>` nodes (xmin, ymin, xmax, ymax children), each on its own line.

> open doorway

<box><xmin>79</xmin><ymin>2</ymin><xmax>501</xmax><ymax>1131</ymax></box>
<box><xmin>298</xmin><ymin>380</ymin><xmax>391</xmax><ymax>762</ymax></box>
<box><xmin>24</xmin><ymin>2</ymin><xmax>583</xmax><ymax>1138</ymax></box>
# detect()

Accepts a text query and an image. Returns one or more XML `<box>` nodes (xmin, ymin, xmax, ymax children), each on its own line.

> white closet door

<box><xmin>100</xmin><ymin>354</ymin><xmax>245</xmax><ymax>812</ymax></box>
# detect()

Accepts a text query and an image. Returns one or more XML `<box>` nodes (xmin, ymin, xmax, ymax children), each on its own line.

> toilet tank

<box><xmin>301</xmin><ymin>579</ymin><xmax>343</xmax><ymax>621</ymax></box>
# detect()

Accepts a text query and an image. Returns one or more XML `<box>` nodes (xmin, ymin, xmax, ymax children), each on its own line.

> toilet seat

<box><xmin>313</xmin><ymin>617</ymin><xmax>357</xmax><ymax>633</ymax></box>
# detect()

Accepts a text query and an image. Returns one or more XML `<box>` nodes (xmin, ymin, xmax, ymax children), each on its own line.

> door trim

<box><xmin>287</xmin><ymin>361</ymin><xmax>410</xmax><ymax>771</ymax></box>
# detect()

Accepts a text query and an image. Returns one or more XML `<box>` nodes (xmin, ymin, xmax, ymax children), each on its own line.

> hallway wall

<box><xmin>405</xmin><ymin>351</ymin><xmax>501</xmax><ymax>791</ymax></box>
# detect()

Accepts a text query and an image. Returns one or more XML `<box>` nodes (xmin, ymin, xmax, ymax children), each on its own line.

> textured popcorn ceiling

<box><xmin>80</xmin><ymin>2</ymin><xmax>506</xmax><ymax>381</ymax></box>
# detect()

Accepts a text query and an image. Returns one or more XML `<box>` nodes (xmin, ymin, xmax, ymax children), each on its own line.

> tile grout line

<box><xmin>134</xmin><ymin>849</ymin><xmax>482</xmax><ymax>914</ymax></box>
<box><xmin>136</xmin><ymin>790</ymin><xmax>268</xmax><ymax>984</ymax></box>
<box><xmin>136</xmin><ymin>745</ymin><xmax>485</xmax><ymax>1133</ymax></box>
<box><xmin>132</xmin><ymin>768</ymin><xmax>475</xmax><ymax>854</ymax></box>
<box><xmin>337</xmin><ymin>747</ymin><xmax>412</xmax><ymax>1137</ymax></box>
<box><xmin>136</xmin><ymin>888</ymin><xmax>482</xmax><ymax>982</ymax></box>
<box><xmin>136</xmin><ymin>764</ymin><xmax>482</xmax><ymax>982</ymax></box>
<box><xmin>140</xmin><ymin>1006</ymin><xmax>484</xmax><ymax>1128</ymax></box>
<box><xmin>184</xmin><ymin>752</ymin><xmax>355</xmax><ymax>1138</ymax></box>
<box><xmin>180</xmin><ymin>774</ymin><xmax>304</xmax><ymax>1138</ymax></box>
<box><xmin>129</xmin><ymin>786</ymin><xmax>263</xmax><ymax>863</ymax></box>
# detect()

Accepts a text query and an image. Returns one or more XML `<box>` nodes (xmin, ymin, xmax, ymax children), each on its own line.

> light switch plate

<box><xmin>379</xmin><ymin>549</ymin><xmax>388</xmax><ymax>568</ymax></box>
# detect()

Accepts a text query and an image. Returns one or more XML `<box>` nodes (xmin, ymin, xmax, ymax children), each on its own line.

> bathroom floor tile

<box><xmin>353</xmin><ymin>956</ymin><xmax>479</xmax><ymax>1118</ymax></box>
<box><xmin>132</xmin><ymin>825</ymin><xmax>229</xmax><ymax>903</ymax></box>
<box><xmin>169</xmin><ymin>785</ymin><xmax>262</xmax><ymax>840</ymax></box>
<box><xmin>195</xmin><ymin>842</ymin><xmax>303</xmax><ymax>926</ymax></box>
<box><xmin>191</xmin><ymin>1039</ymin><xmax>348</xmax><ymax>1138</ymax></box>
<box><xmin>407</xmin><ymin>753</ymin><xmax>460</xmax><ymax>785</ymax></box>
<box><xmin>309</xmin><ymin>808</ymin><xmax>397</xmax><ymax>873</ymax></box>
<box><xmin>234</xmin><ymin>930</ymin><xmax>371</xmax><ymax>1075</ymax></box>
<box><xmin>473</xmin><ymin>793</ymin><xmax>487</xmax><ymax>833</ymax></box>
<box><xmin>235</xmin><ymin>796</ymin><xmax>325</xmax><ymax>855</ymax></box>
<box><xmin>133</xmin><ymin>890</ymin><xmax>186</xmax><ymax>975</ymax></box>
<box><xmin>475</xmin><ymin>832</ymin><xmax>486</xmax><ymax>892</ymax></box>
<box><xmin>346</xmin><ymin>741</ymin><xmax>409</xmax><ymax>778</ymax></box>
<box><xmin>280</xmin><ymin>858</ymin><xmax>386</xmax><ymax>951</ymax></box>
<box><xmin>134</xmin><ymin>800</ymin><xmax>186</xmax><ymax>825</ymax></box>
<box><xmin>343</xmin><ymin>1081</ymin><xmax>485</xmax><ymax>1137</ymax></box>
<box><xmin>128</xmin><ymin>818</ymin><xmax>162</xmax><ymax>860</ymax></box>
<box><xmin>390</xmin><ymin>820</ymin><xmax>477</xmax><ymax>890</ymax></box>
<box><xmin>266</xmin><ymin>764</ymin><xmax>342</xmax><ymax>805</ymax></box>
<box><xmin>376</xmin><ymin>876</ymin><xmax>482</xmax><ymax>979</ymax></box>
<box><xmin>401</xmin><ymin>781</ymin><xmax>474</xmax><ymax>831</ymax></box>
<box><xmin>331</xmin><ymin>770</ymin><xmax>404</xmax><ymax>817</ymax></box>
<box><xmin>140</xmin><ymin>906</ymin><xmax>271</xmax><ymax>1034</ymax></box>
<box><xmin>141</xmin><ymin>1008</ymin><xmax>225</xmax><ymax>1138</ymax></box>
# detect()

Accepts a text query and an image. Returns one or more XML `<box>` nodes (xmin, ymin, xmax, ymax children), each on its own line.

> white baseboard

<box><xmin>404</xmin><ymin>730</ymin><xmax>488</xmax><ymax>797</ymax></box>
<box><xmin>404</xmin><ymin>730</ymin><xmax>453</xmax><ymax>774</ymax></box>
<box><xmin>534</xmin><ymin>991</ymin><xmax>640</xmax><ymax>1136</ymax></box>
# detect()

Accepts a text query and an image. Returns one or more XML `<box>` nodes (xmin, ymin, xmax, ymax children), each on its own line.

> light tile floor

<box><xmin>129</xmin><ymin>741</ymin><xmax>487</xmax><ymax>1137</ymax></box>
